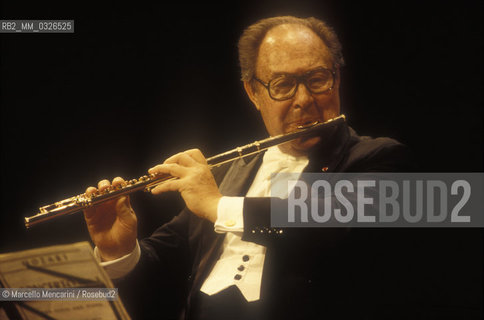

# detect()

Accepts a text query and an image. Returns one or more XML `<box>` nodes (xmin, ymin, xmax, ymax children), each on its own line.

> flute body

<box><xmin>24</xmin><ymin>115</ymin><xmax>346</xmax><ymax>228</ymax></box>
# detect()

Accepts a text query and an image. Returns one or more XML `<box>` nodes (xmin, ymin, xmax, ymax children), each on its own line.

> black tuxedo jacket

<box><xmin>118</xmin><ymin>122</ymin><xmax>416</xmax><ymax>320</ymax></box>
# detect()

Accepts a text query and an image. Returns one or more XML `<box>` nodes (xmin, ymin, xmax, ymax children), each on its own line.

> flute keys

<box><xmin>87</xmin><ymin>190</ymin><xmax>99</xmax><ymax>199</ymax></box>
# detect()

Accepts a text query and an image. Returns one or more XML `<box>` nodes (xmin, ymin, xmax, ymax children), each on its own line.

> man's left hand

<box><xmin>148</xmin><ymin>149</ymin><xmax>221</xmax><ymax>223</ymax></box>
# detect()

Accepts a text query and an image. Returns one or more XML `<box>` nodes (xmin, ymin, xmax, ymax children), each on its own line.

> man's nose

<box><xmin>292</xmin><ymin>83</ymin><xmax>314</xmax><ymax>109</ymax></box>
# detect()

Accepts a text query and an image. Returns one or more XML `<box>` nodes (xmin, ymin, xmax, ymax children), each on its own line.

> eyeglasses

<box><xmin>253</xmin><ymin>67</ymin><xmax>336</xmax><ymax>101</ymax></box>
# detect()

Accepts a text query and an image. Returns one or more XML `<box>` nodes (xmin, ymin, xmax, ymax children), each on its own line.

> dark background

<box><xmin>1</xmin><ymin>0</ymin><xmax>482</xmax><ymax>317</ymax></box>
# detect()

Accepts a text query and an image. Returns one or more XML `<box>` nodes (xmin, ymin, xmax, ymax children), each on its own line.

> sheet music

<box><xmin>0</xmin><ymin>242</ymin><xmax>130</xmax><ymax>320</ymax></box>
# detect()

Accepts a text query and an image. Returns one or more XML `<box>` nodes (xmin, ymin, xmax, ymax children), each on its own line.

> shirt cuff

<box><xmin>94</xmin><ymin>240</ymin><xmax>141</xmax><ymax>279</ymax></box>
<box><xmin>214</xmin><ymin>196</ymin><xmax>244</xmax><ymax>233</ymax></box>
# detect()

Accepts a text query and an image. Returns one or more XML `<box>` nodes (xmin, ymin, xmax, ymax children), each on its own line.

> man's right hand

<box><xmin>83</xmin><ymin>177</ymin><xmax>138</xmax><ymax>262</ymax></box>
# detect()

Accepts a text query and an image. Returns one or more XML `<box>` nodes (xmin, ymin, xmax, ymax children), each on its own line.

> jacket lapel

<box><xmin>305</xmin><ymin>120</ymin><xmax>350</xmax><ymax>173</ymax></box>
<box><xmin>187</xmin><ymin>153</ymin><xmax>265</xmax><ymax>310</ymax></box>
<box><xmin>192</xmin><ymin>121</ymin><xmax>349</xmax><ymax>290</ymax></box>
<box><xmin>218</xmin><ymin>153</ymin><xmax>265</xmax><ymax>196</ymax></box>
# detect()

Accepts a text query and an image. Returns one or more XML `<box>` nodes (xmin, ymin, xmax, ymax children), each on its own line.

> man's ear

<box><xmin>243</xmin><ymin>81</ymin><xmax>260</xmax><ymax>111</ymax></box>
<box><xmin>334</xmin><ymin>69</ymin><xmax>341</xmax><ymax>89</ymax></box>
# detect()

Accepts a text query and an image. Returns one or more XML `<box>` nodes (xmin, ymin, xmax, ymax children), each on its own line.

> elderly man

<box><xmin>84</xmin><ymin>16</ymin><xmax>408</xmax><ymax>319</ymax></box>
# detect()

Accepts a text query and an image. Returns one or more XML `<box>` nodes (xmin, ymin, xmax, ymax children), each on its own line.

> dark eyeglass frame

<box><xmin>253</xmin><ymin>67</ymin><xmax>336</xmax><ymax>101</ymax></box>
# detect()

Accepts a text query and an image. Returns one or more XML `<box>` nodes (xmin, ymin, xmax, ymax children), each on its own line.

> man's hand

<box><xmin>83</xmin><ymin>177</ymin><xmax>138</xmax><ymax>262</ymax></box>
<box><xmin>148</xmin><ymin>149</ymin><xmax>222</xmax><ymax>223</ymax></box>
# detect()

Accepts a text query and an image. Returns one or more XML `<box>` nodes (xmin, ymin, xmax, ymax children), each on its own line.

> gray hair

<box><xmin>238</xmin><ymin>16</ymin><xmax>345</xmax><ymax>81</ymax></box>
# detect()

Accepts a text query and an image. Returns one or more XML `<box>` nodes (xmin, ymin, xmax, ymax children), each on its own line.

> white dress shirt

<box><xmin>95</xmin><ymin>146</ymin><xmax>308</xmax><ymax>302</ymax></box>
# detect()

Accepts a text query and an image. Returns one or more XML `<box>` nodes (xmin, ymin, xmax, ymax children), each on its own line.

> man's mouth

<box><xmin>296</xmin><ymin>120</ymin><xmax>320</xmax><ymax>129</ymax></box>
<box><xmin>286</xmin><ymin>119</ymin><xmax>321</xmax><ymax>131</ymax></box>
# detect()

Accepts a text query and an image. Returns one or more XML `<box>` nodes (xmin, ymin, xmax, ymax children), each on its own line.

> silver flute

<box><xmin>24</xmin><ymin>115</ymin><xmax>346</xmax><ymax>228</ymax></box>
